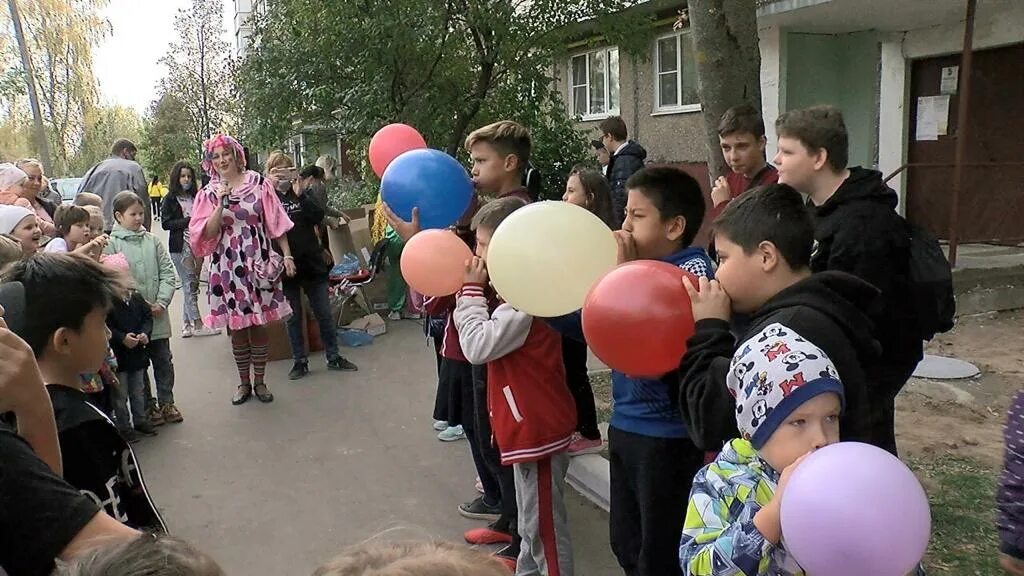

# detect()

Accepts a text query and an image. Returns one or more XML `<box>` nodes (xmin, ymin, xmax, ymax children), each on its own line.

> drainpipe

<box><xmin>948</xmin><ymin>0</ymin><xmax>976</xmax><ymax>268</ymax></box>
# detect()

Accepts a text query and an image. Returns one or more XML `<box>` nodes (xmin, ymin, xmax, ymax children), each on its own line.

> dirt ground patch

<box><xmin>897</xmin><ymin>310</ymin><xmax>1023</xmax><ymax>468</ymax></box>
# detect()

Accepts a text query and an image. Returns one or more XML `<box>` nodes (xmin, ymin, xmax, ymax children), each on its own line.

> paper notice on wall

<box><xmin>916</xmin><ymin>95</ymin><xmax>952</xmax><ymax>140</ymax></box>
<box><xmin>941</xmin><ymin>66</ymin><xmax>959</xmax><ymax>94</ymax></box>
<box><xmin>934</xmin><ymin>95</ymin><xmax>950</xmax><ymax>135</ymax></box>
<box><xmin>916</xmin><ymin>97</ymin><xmax>939</xmax><ymax>141</ymax></box>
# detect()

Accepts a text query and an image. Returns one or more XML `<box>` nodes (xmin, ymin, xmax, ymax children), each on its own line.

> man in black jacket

<box><xmin>678</xmin><ymin>185</ymin><xmax>880</xmax><ymax>451</ymax></box>
<box><xmin>773</xmin><ymin>105</ymin><xmax>920</xmax><ymax>455</ymax></box>
<box><xmin>599</xmin><ymin>116</ymin><xmax>647</xmax><ymax>229</ymax></box>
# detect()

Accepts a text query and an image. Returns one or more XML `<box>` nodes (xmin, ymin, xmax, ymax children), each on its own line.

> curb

<box><xmin>566</xmin><ymin>422</ymin><xmax>611</xmax><ymax>512</ymax></box>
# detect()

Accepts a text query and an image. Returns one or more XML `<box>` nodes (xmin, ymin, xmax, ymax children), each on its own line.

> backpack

<box><xmin>905</xmin><ymin>220</ymin><xmax>956</xmax><ymax>340</ymax></box>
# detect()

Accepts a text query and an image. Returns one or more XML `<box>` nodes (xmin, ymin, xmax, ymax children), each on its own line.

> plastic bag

<box><xmin>330</xmin><ymin>253</ymin><xmax>361</xmax><ymax>277</ymax></box>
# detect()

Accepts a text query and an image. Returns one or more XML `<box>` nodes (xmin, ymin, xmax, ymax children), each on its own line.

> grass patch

<box><xmin>590</xmin><ymin>370</ymin><xmax>613</xmax><ymax>424</ymax></box>
<box><xmin>908</xmin><ymin>455</ymin><xmax>1000</xmax><ymax>574</ymax></box>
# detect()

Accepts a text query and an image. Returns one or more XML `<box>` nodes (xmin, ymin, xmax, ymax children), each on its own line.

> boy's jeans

<box><xmin>146</xmin><ymin>339</ymin><xmax>175</xmax><ymax>406</ymax></box>
<box><xmin>115</xmin><ymin>370</ymin><xmax>147</xmax><ymax>429</ymax></box>
<box><xmin>283</xmin><ymin>278</ymin><xmax>341</xmax><ymax>363</ymax></box>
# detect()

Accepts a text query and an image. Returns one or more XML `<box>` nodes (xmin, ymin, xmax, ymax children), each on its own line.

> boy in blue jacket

<box><xmin>550</xmin><ymin>166</ymin><xmax>713</xmax><ymax>576</ymax></box>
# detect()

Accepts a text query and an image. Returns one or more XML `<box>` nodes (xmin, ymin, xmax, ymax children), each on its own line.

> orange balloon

<box><xmin>400</xmin><ymin>229</ymin><xmax>473</xmax><ymax>297</ymax></box>
<box><xmin>582</xmin><ymin>260</ymin><xmax>697</xmax><ymax>378</ymax></box>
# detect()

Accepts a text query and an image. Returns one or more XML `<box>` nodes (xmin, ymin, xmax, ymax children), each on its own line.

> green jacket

<box><xmin>105</xmin><ymin>225</ymin><xmax>176</xmax><ymax>340</ymax></box>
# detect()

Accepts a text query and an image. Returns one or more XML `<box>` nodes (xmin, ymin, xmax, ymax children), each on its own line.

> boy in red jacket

<box><xmin>455</xmin><ymin>197</ymin><xmax>577</xmax><ymax>576</ymax></box>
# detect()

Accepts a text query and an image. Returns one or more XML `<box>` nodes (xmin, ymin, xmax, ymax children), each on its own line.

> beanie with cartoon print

<box><xmin>726</xmin><ymin>322</ymin><xmax>845</xmax><ymax>449</ymax></box>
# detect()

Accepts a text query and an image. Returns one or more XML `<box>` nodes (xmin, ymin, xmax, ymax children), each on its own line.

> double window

<box><xmin>654</xmin><ymin>31</ymin><xmax>700</xmax><ymax>113</ymax></box>
<box><xmin>570</xmin><ymin>47</ymin><xmax>620</xmax><ymax>120</ymax></box>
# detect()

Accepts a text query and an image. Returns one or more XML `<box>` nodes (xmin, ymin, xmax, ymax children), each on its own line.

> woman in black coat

<box><xmin>161</xmin><ymin>161</ymin><xmax>221</xmax><ymax>338</ymax></box>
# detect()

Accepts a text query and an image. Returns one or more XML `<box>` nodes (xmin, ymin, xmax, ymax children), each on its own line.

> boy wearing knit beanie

<box><xmin>679</xmin><ymin>323</ymin><xmax>843</xmax><ymax>575</ymax></box>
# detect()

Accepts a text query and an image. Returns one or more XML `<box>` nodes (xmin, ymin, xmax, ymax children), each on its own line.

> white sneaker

<box><xmin>181</xmin><ymin>325</ymin><xmax>194</xmax><ymax>338</ymax></box>
<box><xmin>387</xmin><ymin>311</ymin><xmax>402</xmax><ymax>321</ymax></box>
<box><xmin>192</xmin><ymin>326</ymin><xmax>222</xmax><ymax>337</ymax></box>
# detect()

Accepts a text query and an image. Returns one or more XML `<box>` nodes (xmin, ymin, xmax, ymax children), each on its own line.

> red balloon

<box><xmin>582</xmin><ymin>261</ymin><xmax>697</xmax><ymax>378</ymax></box>
<box><xmin>369</xmin><ymin>124</ymin><xmax>427</xmax><ymax>178</ymax></box>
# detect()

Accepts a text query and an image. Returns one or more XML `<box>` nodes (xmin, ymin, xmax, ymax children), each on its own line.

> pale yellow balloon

<box><xmin>486</xmin><ymin>201</ymin><xmax>617</xmax><ymax>317</ymax></box>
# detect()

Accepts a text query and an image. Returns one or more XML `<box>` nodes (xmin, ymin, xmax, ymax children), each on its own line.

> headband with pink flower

<box><xmin>201</xmin><ymin>135</ymin><xmax>246</xmax><ymax>177</ymax></box>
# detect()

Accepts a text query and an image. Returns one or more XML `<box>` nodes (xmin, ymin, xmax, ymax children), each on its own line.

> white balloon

<box><xmin>487</xmin><ymin>201</ymin><xmax>617</xmax><ymax>317</ymax></box>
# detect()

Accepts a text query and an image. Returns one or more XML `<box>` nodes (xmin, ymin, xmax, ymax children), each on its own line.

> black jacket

<box><xmin>160</xmin><ymin>193</ymin><xmax>194</xmax><ymax>254</ymax></box>
<box><xmin>275</xmin><ymin>188</ymin><xmax>329</xmax><ymax>285</ymax></box>
<box><xmin>108</xmin><ymin>292</ymin><xmax>153</xmax><ymax>372</ymax></box>
<box><xmin>678</xmin><ymin>271</ymin><xmax>881</xmax><ymax>450</ymax></box>
<box><xmin>606</xmin><ymin>141</ymin><xmax>647</xmax><ymax>228</ymax></box>
<box><xmin>47</xmin><ymin>385</ymin><xmax>166</xmax><ymax>531</ymax></box>
<box><xmin>811</xmin><ymin>167</ymin><xmax>922</xmax><ymax>373</ymax></box>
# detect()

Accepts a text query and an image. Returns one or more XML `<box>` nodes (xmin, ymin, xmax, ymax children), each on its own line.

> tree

<box><xmin>235</xmin><ymin>0</ymin><xmax>637</xmax><ymax>197</ymax></box>
<box><xmin>4</xmin><ymin>0</ymin><xmax>109</xmax><ymax>175</ymax></box>
<box><xmin>70</xmin><ymin>104</ymin><xmax>145</xmax><ymax>175</ymax></box>
<box><xmin>141</xmin><ymin>93</ymin><xmax>197</xmax><ymax>180</ymax></box>
<box><xmin>686</xmin><ymin>0</ymin><xmax>762</xmax><ymax>180</ymax></box>
<box><xmin>157</xmin><ymin>0</ymin><xmax>235</xmax><ymax>157</ymax></box>
<box><xmin>6</xmin><ymin>0</ymin><xmax>52</xmax><ymax>173</ymax></box>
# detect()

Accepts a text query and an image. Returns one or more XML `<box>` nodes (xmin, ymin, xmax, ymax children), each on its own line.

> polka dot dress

<box><xmin>204</xmin><ymin>190</ymin><xmax>291</xmax><ymax>330</ymax></box>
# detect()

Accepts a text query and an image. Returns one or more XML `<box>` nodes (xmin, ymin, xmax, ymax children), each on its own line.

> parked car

<box><xmin>49</xmin><ymin>177</ymin><xmax>83</xmax><ymax>205</ymax></box>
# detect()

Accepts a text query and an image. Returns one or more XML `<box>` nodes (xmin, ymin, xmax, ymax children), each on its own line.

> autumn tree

<box><xmin>2</xmin><ymin>0</ymin><xmax>109</xmax><ymax>175</ymax></box>
<box><xmin>686</xmin><ymin>0</ymin><xmax>762</xmax><ymax>180</ymax></box>
<box><xmin>157</xmin><ymin>0</ymin><xmax>234</xmax><ymax>156</ymax></box>
<box><xmin>235</xmin><ymin>0</ymin><xmax>637</xmax><ymax>197</ymax></box>
<box><xmin>70</xmin><ymin>104</ymin><xmax>145</xmax><ymax>175</ymax></box>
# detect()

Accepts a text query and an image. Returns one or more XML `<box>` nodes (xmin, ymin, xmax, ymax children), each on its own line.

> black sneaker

<box><xmin>134</xmin><ymin>423</ymin><xmax>158</xmax><ymax>437</ymax></box>
<box><xmin>494</xmin><ymin>542</ymin><xmax>519</xmax><ymax>570</ymax></box>
<box><xmin>119</xmin><ymin>428</ymin><xmax>140</xmax><ymax>444</ymax></box>
<box><xmin>327</xmin><ymin>357</ymin><xmax>358</xmax><ymax>372</ymax></box>
<box><xmin>288</xmin><ymin>361</ymin><xmax>309</xmax><ymax>380</ymax></box>
<box><xmin>458</xmin><ymin>496</ymin><xmax>501</xmax><ymax>521</ymax></box>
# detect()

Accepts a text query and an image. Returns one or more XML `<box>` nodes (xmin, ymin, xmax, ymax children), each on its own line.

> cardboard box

<box><xmin>348</xmin><ymin>217</ymin><xmax>374</xmax><ymax>267</ymax></box>
<box><xmin>266</xmin><ymin>300</ymin><xmax>324</xmax><ymax>362</ymax></box>
<box><xmin>344</xmin><ymin>313</ymin><xmax>387</xmax><ymax>337</ymax></box>
<box><xmin>327</xmin><ymin>224</ymin><xmax>356</xmax><ymax>265</ymax></box>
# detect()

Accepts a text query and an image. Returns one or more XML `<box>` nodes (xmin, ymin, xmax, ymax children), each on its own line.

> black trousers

<box><xmin>471</xmin><ymin>365</ymin><xmax>518</xmax><ymax>525</ymax></box>
<box><xmin>869</xmin><ymin>358</ymin><xmax>919</xmax><ymax>457</ymax></box>
<box><xmin>562</xmin><ymin>336</ymin><xmax>600</xmax><ymax>440</ymax></box>
<box><xmin>608</xmin><ymin>427</ymin><xmax>704</xmax><ymax>576</ymax></box>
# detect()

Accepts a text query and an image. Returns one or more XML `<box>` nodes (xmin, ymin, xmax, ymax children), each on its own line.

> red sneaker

<box><xmin>464</xmin><ymin>526</ymin><xmax>513</xmax><ymax>545</ymax></box>
<box><xmin>568</xmin><ymin>433</ymin><xmax>603</xmax><ymax>456</ymax></box>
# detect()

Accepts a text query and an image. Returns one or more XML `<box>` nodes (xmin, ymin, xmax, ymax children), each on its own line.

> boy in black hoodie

<box><xmin>678</xmin><ymin>184</ymin><xmax>880</xmax><ymax>451</ymax></box>
<box><xmin>4</xmin><ymin>254</ymin><xmax>166</xmax><ymax>532</ymax></box>
<box><xmin>773</xmin><ymin>105</ymin><xmax>919</xmax><ymax>455</ymax></box>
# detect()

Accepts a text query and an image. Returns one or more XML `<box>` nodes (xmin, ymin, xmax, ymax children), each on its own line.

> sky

<box><xmin>92</xmin><ymin>0</ymin><xmax>233</xmax><ymax>113</ymax></box>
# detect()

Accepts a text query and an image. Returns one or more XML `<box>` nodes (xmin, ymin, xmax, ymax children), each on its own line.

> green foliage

<box><xmin>68</xmin><ymin>105</ymin><xmax>144</xmax><ymax>177</ymax></box>
<box><xmin>328</xmin><ymin>177</ymin><xmax>379</xmax><ymax>211</ymax></box>
<box><xmin>235</xmin><ymin>0</ymin><xmax>638</xmax><ymax>197</ymax></box>
<box><xmin>141</xmin><ymin>94</ymin><xmax>198</xmax><ymax>181</ymax></box>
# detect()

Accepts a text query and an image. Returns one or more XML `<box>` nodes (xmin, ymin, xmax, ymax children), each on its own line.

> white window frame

<box><xmin>568</xmin><ymin>47</ymin><xmax>620</xmax><ymax>121</ymax></box>
<box><xmin>653</xmin><ymin>31</ymin><xmax>702</xmax><ymax>115</ymax></box>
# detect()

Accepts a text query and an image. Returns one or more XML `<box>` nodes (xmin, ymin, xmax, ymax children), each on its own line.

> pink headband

<box><xmin>201</xmin><ymin>135</ymin><xmax>246</xmax><ymax>177</ymax></box>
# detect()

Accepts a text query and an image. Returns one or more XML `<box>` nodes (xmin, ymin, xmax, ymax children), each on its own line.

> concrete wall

<box><xmin>877</xmin><ymin>3</ymin><xmax>1024</xmax><ymax>210</ymax></box>
<box><xmin>556</xmin><ymin>36</ymin><xmax>707</xmax><ymax>165</ymax></box>
<box><xmin>784</xmin><ymin>31</ymin><xmax>880</xmax><ymax>169</ymax></box>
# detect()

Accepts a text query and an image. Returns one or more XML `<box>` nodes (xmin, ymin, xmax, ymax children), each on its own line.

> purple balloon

<box><xmin>780</xmin><ymin>442</ymin><xmax>930</xmax><ymax>576</ymax></box>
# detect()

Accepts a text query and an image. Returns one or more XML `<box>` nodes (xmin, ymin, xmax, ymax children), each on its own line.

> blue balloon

<box><xmin>381</xmin><ymin>149</ymin><xmax>474</xmax><ymax>230</ymax></box>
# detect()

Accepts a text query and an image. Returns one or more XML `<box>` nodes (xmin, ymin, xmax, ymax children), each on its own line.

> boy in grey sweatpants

<box><xmin>455</xmin><ymin>197</ymin><xmax>578</xmax><ymax>575</ymax></box>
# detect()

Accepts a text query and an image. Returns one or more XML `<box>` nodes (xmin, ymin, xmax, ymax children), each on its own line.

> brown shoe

<box><xmin>161</xmin><ymin>403</ymin><xmax>183</xmax><ymax>424</ymax></box>
<box><xmin>148</xmin><ymin>404</ymin><xmax>165</xmax><ymax>427</ymax></box>
<box><xmin>253</xmin><ymin>383</ymin><xmax>274</xmax><ymax>403</ymax></box>
<box><xmin>232</xmin><ymin>384</ymin><xmax>252</xmax><ymax>405</ymax></box>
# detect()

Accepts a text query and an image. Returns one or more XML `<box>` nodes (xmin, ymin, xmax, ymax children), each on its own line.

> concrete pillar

<box><xmin>878</xmin><ymin>38</ymin><xmax>908</xmax><ymax>214</ymax></box>
<box><xmin>759</xmin><ymin>25</ymin><xmax>786</xmax><ymax>162</ymax></box>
